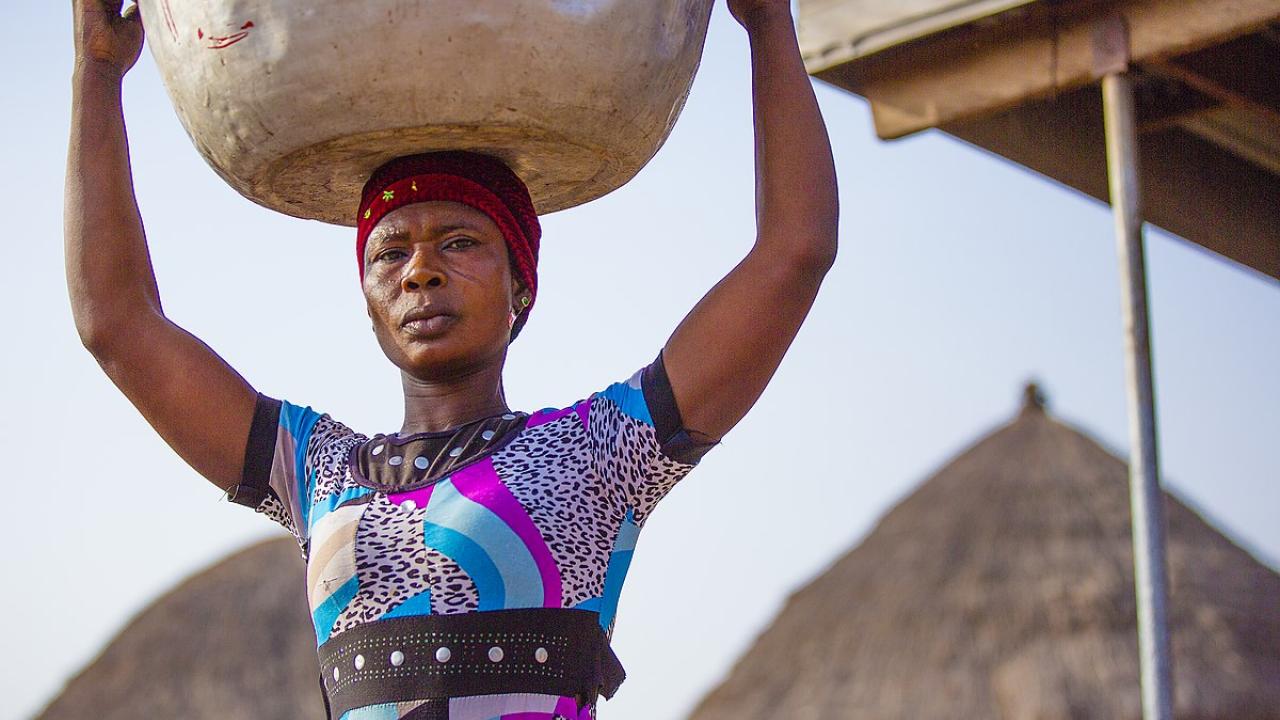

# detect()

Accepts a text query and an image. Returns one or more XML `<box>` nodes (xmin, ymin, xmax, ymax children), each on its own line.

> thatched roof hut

<box><xmin>34</xmin><ymin>537</ymin><xmax>324</xmax><ymax>720</ymax></box>
<box><xmin>688</xmin><ymin>386</ymin><xmax>1280</xmax><ymax>720</ymax></box>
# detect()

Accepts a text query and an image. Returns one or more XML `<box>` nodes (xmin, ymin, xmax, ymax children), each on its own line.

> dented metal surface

<box><xmin>140</xmin><ymin>0</ymin><xmax>715</xmax><ymax>224</ymax></box>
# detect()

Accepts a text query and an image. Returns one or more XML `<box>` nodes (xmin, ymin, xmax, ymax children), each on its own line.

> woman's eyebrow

<box><xmin>368</xmin><ymin>227</ymin><xmax>410</xmax><ymax>246</ymax></box>
<box><xmin>432</xmin><ymin>222</ymin><xmax>486</xmax><ymax>237</ymax></box>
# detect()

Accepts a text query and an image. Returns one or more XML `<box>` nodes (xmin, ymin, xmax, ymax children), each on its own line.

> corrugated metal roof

<box><xmin>799</xmin><ymin>0</ymin><xmax>1041</xmax><ymax>71</ymax></box>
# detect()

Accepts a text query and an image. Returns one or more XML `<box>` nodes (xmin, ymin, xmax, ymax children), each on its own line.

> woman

<box><xmin>68</xmin><ymin>0</ymin><xmax>838</xmax><ymax>717</ymax></box>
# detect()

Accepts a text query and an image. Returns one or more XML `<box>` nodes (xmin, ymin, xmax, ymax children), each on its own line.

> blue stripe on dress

<box><xmin>309</xmin><ymin>485</ymin><xmax>374</xmax><ymax>533</ymax></box>
<box><xmin>421</xmin><ymin>480</ymin><xmax>544</xmax><ymax>609</ymax></box>
<box><xmin>339</xmin><ymin>703</ymin><xmax>400</xmax><ymax>720</ymax></box>
<box><xmin>597</xmin><ymin>508</ymin><xmax>641</xmax><ymax>629</ymax></box>
<box><xmin>312</xmin><ymin>575</ymin><xmax>359</xmax><ymax>644</ymax></box>
<box><xmin>599</xmin><ymin>377</ymin><xmax>653</xmax><ymax>427</ymax></box>
<box><xmin>279</xmin><ymin>401</ymin><xmax>323</xmax><ymax>529</ymax></box>
<box><xmin>383</xmin><ymin>588</ymin><xmax>433</xmax><ymax>619</ymax></box>
<box><xmin>421</xmin><ymin>521</ymin><xmax>505</xmax><ymax>611</ymax></box>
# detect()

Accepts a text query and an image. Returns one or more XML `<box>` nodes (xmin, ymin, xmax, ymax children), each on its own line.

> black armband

<box><xmin>641</xmin><ymin>351</ymin><xmax>719</xmax><ymax>465</ymax></box>
<box><xmin>227</xmin><ymin>393</ymin><xmax>282</xmax><ymax>508</ymax></box>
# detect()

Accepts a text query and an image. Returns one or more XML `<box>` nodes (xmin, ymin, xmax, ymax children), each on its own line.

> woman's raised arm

<box><xmin>67</xmin><ymin>0</ymin><xmax>258</xmax><ymax>492</ymax></box>
<box><xmin>661</xmin><ymin>0</ymin><xmax>839</xmax><ymax>440</ymax></box>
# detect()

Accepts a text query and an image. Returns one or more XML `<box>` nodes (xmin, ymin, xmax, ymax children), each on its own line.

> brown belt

<box><xmin>316</xmin><ymin>608</ymin><xmax>626</xmax><ymax>719</ymax></box>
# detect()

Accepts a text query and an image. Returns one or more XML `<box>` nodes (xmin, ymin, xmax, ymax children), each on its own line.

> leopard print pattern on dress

<box><xmin>328</xmin><ymin>494</ymin><xmax>478</xmax><ymax>637</ymax></box>
<box><xmin>491</xmin><ymin>410</ymin><xmax>619</xmax><ymax>610</ymax></box>
<box><xmin>254</xmin><ymin>493</ymin><xmax>308</xmax><ymax>556</ymax></box>
<box><xmin>332</xmin><ymin>491</ymin><xmax>481</xmax><ymax>632</ymax></box>
<box><xmin>307</xmin><ymin>416</ymin><xmax>366</xmax><ymax>511</ymax></box>
<box><xmin>588</xmin><ymin>397</ymin><xmax>694</xmax><ymax>527</ymax></box>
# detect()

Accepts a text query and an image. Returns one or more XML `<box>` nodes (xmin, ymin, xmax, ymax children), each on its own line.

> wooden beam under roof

<box><xmin>801</xmin><ymin>0</ymin><xmax>1280</xmax><ymax>280</ymax></box>
<box><xmin>944</xmin><ymin>83</ymin><xmax>1280</xmax><ymax>281</ymax></box>
<box><xmin>803</xmin><ymin>0</ymin><xmax>1280</xmax><ymax>139</ymax></box>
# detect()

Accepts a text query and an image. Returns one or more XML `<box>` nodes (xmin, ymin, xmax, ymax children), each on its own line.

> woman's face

<box><xmin>362</xmin><ymin>201</ymin><xmax>520</xmax><ymax>379</ymax></box>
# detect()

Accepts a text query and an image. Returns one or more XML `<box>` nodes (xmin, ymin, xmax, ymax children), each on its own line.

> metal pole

<box><xmin>1102</xmin><ymin>70</ymin><xmax>1175</xmax><ymax>720</ymax></box>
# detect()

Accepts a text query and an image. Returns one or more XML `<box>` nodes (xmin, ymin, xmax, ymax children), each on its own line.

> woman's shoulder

<box><xmin>268</xmin><ymin>398</ymin><xmax>368</xmax><ymax>470</ymax></box>
<box><xmin>308</xmin><ymin>413</ymin><xmax>366</xmax><ymax>464</ymax></box>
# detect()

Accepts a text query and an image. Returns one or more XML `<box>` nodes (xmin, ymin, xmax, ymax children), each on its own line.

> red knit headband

<box><xmin>356</xmin><ymin>152</ymin><xmax>541</xmax><ymax>338</ymax></box>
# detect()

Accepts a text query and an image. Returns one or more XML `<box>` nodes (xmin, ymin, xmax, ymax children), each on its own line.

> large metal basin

<box><xmin>140</xmin><ymin>0</ymin><xmax>714</xmax><ymax>223</ymax></box>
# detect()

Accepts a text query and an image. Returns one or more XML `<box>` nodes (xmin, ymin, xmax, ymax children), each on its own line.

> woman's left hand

<box><xmin>726</xmin><ymin>0</ymin><xmax>791</xmax><ymax>28</ymax></box>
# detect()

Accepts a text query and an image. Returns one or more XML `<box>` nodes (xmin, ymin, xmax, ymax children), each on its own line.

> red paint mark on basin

<box><xmin>198</xmin><ymin>21</ymin><xmax>255</xmax><ymax>50</ymax></box>
<box><xmin>161</xmin><ymin>0</ymin><xmax>178</xmax><ymax>41</ymax></box>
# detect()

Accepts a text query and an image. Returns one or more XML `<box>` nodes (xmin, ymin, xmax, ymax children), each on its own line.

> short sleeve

<box><xmin>226</xmin><ymin>394</ymin><xmax>359</xmax><ymax>553</ymax></box>
<box><xmin>589</xmin><ymin>350</ymin><xmax>718</xmax><ymax>526</ymax></box>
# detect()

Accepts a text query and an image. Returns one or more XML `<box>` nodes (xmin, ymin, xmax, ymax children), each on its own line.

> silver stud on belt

<box><xmin>390</xmin><ymin>650</ymin><xmax>405</xmax><ymax>667</ymax></box>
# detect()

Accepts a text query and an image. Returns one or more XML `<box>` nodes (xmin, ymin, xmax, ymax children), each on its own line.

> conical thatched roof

<box><xmin>688</xmin><ymin>387</ymin><xmax>1280</xmax><ymax>720</ymax></box>
<box><xmin>35</xmin><ymin>537</ymin><xmax>324</xmax><ymax>720</ymax></box>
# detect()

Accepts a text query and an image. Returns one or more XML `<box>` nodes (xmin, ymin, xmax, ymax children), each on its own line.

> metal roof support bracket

<box><xmin>1092</xmin><ymin>12</ymin><xmax>1131</xmax><ymax>76</ymax></box>
<box><xmin>1097</xmin><ymin>13</ymin><xmax>1176</xmax><ymax>720</ymax></box>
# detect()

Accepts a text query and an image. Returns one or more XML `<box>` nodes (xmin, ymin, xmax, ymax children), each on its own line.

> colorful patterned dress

<box><xmin>229</xmin><ymin>355</ymin><xmax>711</xmax><ymax>719</ymax></box>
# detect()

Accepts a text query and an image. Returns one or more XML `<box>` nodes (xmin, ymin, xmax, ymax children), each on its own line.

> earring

<box><xmin>520</xmin><ymin>296</ymin><xmax>531</xmax><ymax>308</ymax></box>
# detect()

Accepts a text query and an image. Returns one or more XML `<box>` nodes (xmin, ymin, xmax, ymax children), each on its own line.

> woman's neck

<box><xmin>399</xmin><ymin>361</ymin><xmax>510</xmax><ymax>435</ymax></box>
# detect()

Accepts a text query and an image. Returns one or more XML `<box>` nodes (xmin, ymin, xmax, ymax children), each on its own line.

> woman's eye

<box><xmin>375</xmin><ymin>248</ymin><xmax>407</xmax><ymax>262</ymax></box>
<box><xmin>445</xmin><ymin>236</ymin><xmax>477</xmax><ymax>250</ymax></box>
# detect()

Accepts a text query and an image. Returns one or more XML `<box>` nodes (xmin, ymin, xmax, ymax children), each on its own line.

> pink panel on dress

<box><xmin>526</xmin><ymin>405</ymin><xmax>579</xmax><ymax>429</ymax></box>
<box><xmin>574</xmin><ymin>398</ymin><xmax>592</xmax><ymax>430</ymax></box>
<box><xmin>387</xmin><ymin>483</ymin><xmax>435</xmax><ymax>509</ymax></box>
<box><xmin>450</xmin><ymin>458</ymin><xmax>563</xmax><ymax>608</ymax></box>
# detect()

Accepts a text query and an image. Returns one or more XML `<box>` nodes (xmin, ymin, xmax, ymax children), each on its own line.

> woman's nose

<box><xmin>402</xmin><ymin>253</ymin><xmax>445</xmax><ymax>292</ymax></box>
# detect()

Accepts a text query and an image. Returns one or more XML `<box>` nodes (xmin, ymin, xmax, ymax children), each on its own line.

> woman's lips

<box><xmin>402</xmin><ymin>314</ymin><xmax>456</xmax><ymax>338</ymax></box>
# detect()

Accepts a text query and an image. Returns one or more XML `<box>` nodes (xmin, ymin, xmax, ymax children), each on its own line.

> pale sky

<box><xmin>4</xmin><ymin>5</ymin><xmax>1278</xmax><ymax>720</ymax></box>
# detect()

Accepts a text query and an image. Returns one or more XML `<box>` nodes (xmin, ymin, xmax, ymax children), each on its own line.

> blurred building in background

<box><xmin>687</xmin><ymin>387</ymin><xmax>1280</xmax><ymax>719</ymax></box>
<box><xmin>34</xmin><ymin>538</ymin><xmax>323</xmax><ymax>720</ymax></box>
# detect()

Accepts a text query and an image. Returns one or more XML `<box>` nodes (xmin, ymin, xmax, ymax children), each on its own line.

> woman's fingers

<box><xmin>73</xmin><ymin>0</ymin><xmax>145</xmax><ymax>73</ymax></box>
<box><xmin>122</xmin><ymin>1</ymin><xmax>143</xmax><ymax>33</ymax></box>
<box><xmin>87</xmin><ymin>0</ymin><xmax>125</xmax><ymax>18</ymax></box>
<box><xmin>76</xmin><ymin>0</ymin><xmax>131</xmax><ymax>23</ymax></box>
<box><xmin>121</xmin><ymin>2</ymin><xmax>144</xmax><ymax>51</ymax></box>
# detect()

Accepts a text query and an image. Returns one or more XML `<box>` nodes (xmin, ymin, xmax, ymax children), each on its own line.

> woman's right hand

<box><xmin>73</xmin><ymin>0</ymin><xmax>144</xmax><ymax>77</ymax></box>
